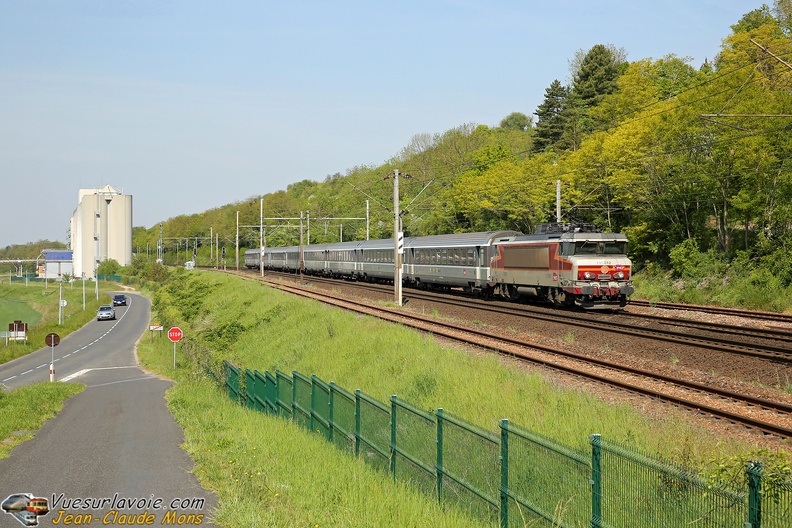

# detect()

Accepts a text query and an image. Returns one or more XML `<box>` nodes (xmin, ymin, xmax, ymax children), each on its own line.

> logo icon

<box><xmin>2</xmin><ymin>493</ymin><xmax>49</xmax><ymax>526</ymax></box>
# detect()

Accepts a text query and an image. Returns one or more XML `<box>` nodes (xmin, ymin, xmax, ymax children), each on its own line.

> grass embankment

<box><xmin>137</xmin><ymin>269</ymin><xmax>791</xmax><ymax>527</ymax></box>
<box><xmin>0</xmin><ymin>279</ymin><xmax>122</xmax><ymax>364</ymax></box>
<box><xmin>0</xmin><ymin>382</ymin><xmax>84</xmax><ymax>458</ymax></box>
<box><xmin>632</xmin><ymin>263</ymin><xmax>792</xmax><ymax>312</ymax></box>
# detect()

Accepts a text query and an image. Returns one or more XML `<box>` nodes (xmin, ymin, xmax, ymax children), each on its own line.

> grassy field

<box><xmin>0</xmin><ymin>382</ymin><xmax>84</xmax><ymax>458</ymax></box>
<box><xmin>136</xmin><ymin>269</ymin><xmax>792</xmax><ymax>527</ymax></box>
<box><xmin>0</xmin><ymin>297</ymin><xmax>41</xmax><ymax>327</ymax></box>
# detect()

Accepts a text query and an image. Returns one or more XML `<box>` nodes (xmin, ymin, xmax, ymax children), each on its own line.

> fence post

<box><xmin>500</xmin><ymin>418</ymin><xmax>509</xmax><ymax>528</ymax></box>
<box><xmin>436</xmin><ymin>407</ymin><xmax>444</xmax><ymax>504</ymax></box>
<box><xmin>390</xmin><ymin>395</ymin><xmax>397</xmax><ymax>479</ymax></box>
<box><xmin>246</xmin><ymin>369</ymin><xmax>254</xmax><ymax>409</ymax></box>
<box><xmin>747</xmin><ymin>460</ymin><xmax>762</xmax><ymax>528</ymax></box>
<box><xmin>355</xmin><ymin>389</ymin><xmax>361</xmax><ymax>456</ymax></box>
<box><xmin>329</xmin><ymin>382</ymin><xmax>336</xmax><ymax>443</ymax></box>
<box><xmin>291</xmin><ymin>370</ymin><xmax>297</xmax><ymax>423</ymax></box>
<box><xmin>310</xmin><ymin>375</ymin><xmax>316</xmax><ymax>432</ymax></box>
<box><xmin>590</xmin><ymin>434</ymin><xmax>602</xmax><ymax>528</ymax></box>
<box><xmin>274</xmin><ymin>369</ymin><xmax>281</xmax><ymax>416</ymax></box>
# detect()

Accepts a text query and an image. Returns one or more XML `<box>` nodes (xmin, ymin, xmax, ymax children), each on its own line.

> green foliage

<box><xmin>705</xmin><ymin>448</ymin><xmax>792</xmax><ymax>499</ymax></box>
<box><xmin>97</xmin><ymin>258</ymin><xmax>120</xmax><ymax>277</ymax></box>
<box><xmin>153</xmin><ymin>270</ymin><xmax>218</xmax><ymax>323</ymax></box>
<box><xmin>124</xmin><ymin>255</ymin><xmax>171</xmax><ymax>289</ymax></box>
<box><xmin>669</xmin><ymin>239</ymin><xmax>725</xmax><ymax>279</ymax></box>
<box><xmin>572</xmin><ymin>44</ymin><xmax>622</xmax><ymax>107</ymax></box>
<box><xmin>498</xmin><ymin>111</ymin><xmax>532</xmax><ymax>132</ymax></box>
<box><xmin>534</xmin><ymin>79</ymin><xmax>569</xmax><ymax>152</ymax></box>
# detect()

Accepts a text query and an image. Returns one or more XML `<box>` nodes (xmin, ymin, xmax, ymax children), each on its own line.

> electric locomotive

<box><xmin>489</xmin><ymin>222</ymin><xmax>633</xmax><ymax>309</ymax></box>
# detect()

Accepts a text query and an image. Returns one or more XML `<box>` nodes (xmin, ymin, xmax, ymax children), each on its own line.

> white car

<box><xmin>96</xmin><ymin>305</ymin><xmax>116</xmax><ymax>321</ymax></box>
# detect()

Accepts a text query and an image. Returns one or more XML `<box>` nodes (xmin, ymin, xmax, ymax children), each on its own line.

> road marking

<box><xmin>87</xmin><ymin>376</ymin><xmax>159</xmax><ymax>388</ymax></box>
<box><xmin>61</xmin><ymin>366</ymin><xmax>140</xmax><ymax>382</ymax></box>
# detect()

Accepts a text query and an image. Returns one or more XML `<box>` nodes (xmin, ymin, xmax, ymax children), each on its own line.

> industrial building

<box><xmin>70</xmin><ymin>185</ymin><xmax>132</xmax><ymax>280</ymax></box>
<box><xmin>39</xmin><ymin>250</ymin><xmax>74</xmax><ymax>280</ymax></box>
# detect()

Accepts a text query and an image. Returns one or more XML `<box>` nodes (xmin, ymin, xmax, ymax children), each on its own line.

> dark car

<box><xmin>112</xmin><ymin>294</ymin><xmax>127</xmax><ymax>306</ymax></box>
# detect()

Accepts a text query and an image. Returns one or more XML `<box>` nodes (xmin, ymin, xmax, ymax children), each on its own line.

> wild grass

<box><xmin>134</xmin><ymin>270</ymin><xmax>791</xmax><ymax>527</ymax></box>
<box><xmin>163</xmin><ymin>377</ymin><xmax>494</xmax><ymax>527</ymax></box>
<box><xmin>0</xmin><ymin>382</ymin><xmax>84</xmax><ymax>458</ymax></box>
<box><xmin>632</xmin><ymin>264</ymin><xmax>792</xmax><ymax>313</ymax></box>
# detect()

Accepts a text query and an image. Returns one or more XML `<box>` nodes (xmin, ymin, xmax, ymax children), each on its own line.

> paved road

<box><xmin>0</xmin><ymin>293</ymin><xmax>218</xmax><ymax>527</ymax></box>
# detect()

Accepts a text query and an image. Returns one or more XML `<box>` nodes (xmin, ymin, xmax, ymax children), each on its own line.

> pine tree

<box><xmin>533</xmin><ymin>80</ymin><xmax>569</xmax><ymax>152</ymax></box>
<box><xmin>573</xmin><ymin>44</ymin><xmax>620</xmax><ymax>107</ymax></box>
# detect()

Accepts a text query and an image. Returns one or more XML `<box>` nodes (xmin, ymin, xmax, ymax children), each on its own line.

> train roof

<box><xmin>257</xmin><ymin>231</ymin><xmax>523</xmax><ymax>253</ymax></box>
<box><xmin>302</xmin><ymin>240</ymin><xmax>365</xmax><ymax>251</ymax></box>
<box><xmin>405</xmin><ymin>231</ymin><xmax>521</xmax><ymax>248</ymax></box>
<box><xmin>507</xmin><ymin>231</ymin><xmax>629</xmax><ymax>242</ymax></box>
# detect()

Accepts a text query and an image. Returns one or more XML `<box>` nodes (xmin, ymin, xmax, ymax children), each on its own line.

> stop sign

<box><xmin>168</xmin><ymin>327</ymin><xmax>183</xmax><ymax>342</ymax></box>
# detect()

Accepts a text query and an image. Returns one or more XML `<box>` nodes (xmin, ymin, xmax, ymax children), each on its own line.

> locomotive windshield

<box><xmin>561</xmin><ymin>241</ymin><xmax>627</xmax><ymax>256</ymax></box>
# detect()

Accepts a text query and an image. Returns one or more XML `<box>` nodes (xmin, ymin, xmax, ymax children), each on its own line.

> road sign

<box><xmin>168</xmin><ymin>327</ymin><xmax>183</xmax><ymax>342</ymax></box>
<box><xmin>45</xmin><ymin>333</ymin><xmax>60</xmax><ymax>347</ymax></box>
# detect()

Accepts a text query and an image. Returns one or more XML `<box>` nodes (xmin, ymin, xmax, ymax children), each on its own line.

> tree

<box><xmin>774</xmin><ymin>0</ymin><xmax>792</xmax><ymax>35</ymax></box>
<box><xmin>572</xmin><ymin>44</ymin><xmax>622</xmax><ymax>108</ymax></box>
<box><xmin>533</xmin><ymin>80</ymin><xmax>569</xmax><ymax>152</ymax></box>
<box><xmin>568</xmin><ymin>44</ymin><xmax>627</xmax><ymax>81</ymax></box>
<box><xmin>556</xmin><ymin>91</ymin><xmax>590</xmax><ymax>152</ymax></box>
<box><xmin>97</xmin><ymin>259</ymin><xmax>121</xmax><ymax>277</ymax></box>
<box><xmin>730</xmin><ymin>4</ymin><xmax>775</xmax><ymax>33</ymax></box>
<box><xmin>499</xmin><ymin>112</ymin><xmax>532</xmax><ymax>131</ymax></box>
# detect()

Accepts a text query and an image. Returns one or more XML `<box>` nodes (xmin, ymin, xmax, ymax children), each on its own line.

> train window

<box><xmin>467</xmin><ymin>248</ymin><xmax>475</xmax><ymax>266</ymax></box>
<box><xmin>604</xmin><ymin>242</ymin><xmax>627</xmax><ymax>254</ymax></box>
<box><xmin>574</xmin><ymin>241</ymin><xmax>598</xmax><ymax>254</ymax></box>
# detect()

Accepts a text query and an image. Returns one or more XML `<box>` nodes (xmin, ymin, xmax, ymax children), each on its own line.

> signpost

<box><xmin>149</xmin><ymin>323</ymin><xmax>163</xmax><ymax>342</ymax></box>
<box><xmin>45</xmin><ymin>332</ymin><xmax>60</xmax><ymax>381</ymax></box>
<box><xmin>7</xmin><ymin>321</ymin><xmax>27</xmax><ymax>345</ymax></box>
<box><xmin>168</xmin><ymin>326</ymin><xmax>183</xmax><ymax>368</ymax></box>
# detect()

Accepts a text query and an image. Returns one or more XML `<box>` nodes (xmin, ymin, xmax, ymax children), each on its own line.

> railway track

<box><xmin>629</xmin><ymin>299</ymin><xmax>792</xmax><ymax>325</ymax></box>
<box><xmin>228</xmin><ymin>269</ymin><xmax>792</xmax><ymax>440</ymax></box>
<box><xmin>255</xmin><ymin>269</ymin><xmax>792</xmax><ymax>365</ymax></box>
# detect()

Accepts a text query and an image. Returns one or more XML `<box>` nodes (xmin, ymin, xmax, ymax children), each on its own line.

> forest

<box><xmin>3</xmin><ymin>4</ymin><xmax>792</xmax><ymax>310</ymax></box>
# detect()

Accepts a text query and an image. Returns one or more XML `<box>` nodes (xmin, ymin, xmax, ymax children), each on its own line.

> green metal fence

<box><xmin>223</xmin><ymin>361</ymin><xmax>791</xmax><ymax>528</ymax></box>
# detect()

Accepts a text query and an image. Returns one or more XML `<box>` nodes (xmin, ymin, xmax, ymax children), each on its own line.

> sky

<box><xmin>0</xmin><ymin>0</ymin><xmax>763</xmax><ymax>247</ymax></box>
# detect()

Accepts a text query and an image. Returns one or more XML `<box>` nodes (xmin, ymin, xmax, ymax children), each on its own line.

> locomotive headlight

<box><xmin>613</xmin><ymin>271</ymin><xmax>625</xmax><ymax>280</ymax></box>
<box><xmin>583</xmin><ymin>271</ymin><xmax>596</xmax><ymax>280</ymax></box>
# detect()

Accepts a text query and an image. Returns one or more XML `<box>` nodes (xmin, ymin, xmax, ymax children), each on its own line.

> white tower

<box><xmin>71</xmin><ymin>186</ymin><xmax>133</xmax><ymax>279</ymax></box>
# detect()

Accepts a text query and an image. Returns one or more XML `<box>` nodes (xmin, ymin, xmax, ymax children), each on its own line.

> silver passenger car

<box><xmin>96</xmin><ymin>304</ymin><xmax>116</xmax><ymax>321</ymax></box>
